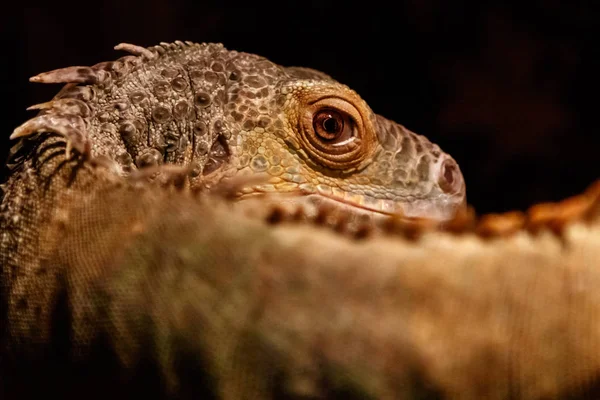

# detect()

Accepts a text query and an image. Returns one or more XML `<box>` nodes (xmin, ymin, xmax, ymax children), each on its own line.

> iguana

<box><xmin>0</xmin><ymin>41</ymin><xmax>598</xmax><ymax>399</ymax></box>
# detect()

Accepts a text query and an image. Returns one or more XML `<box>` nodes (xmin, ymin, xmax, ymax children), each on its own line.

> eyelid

<box><xmin>308</xmin><ymin>97</ymin><xmax>362</xmax><ymax>125</ymax></box>
<box><xmin>332</xmin><ymin>136</ymin><xmax>357</xmax><ymax>147</ymax></box>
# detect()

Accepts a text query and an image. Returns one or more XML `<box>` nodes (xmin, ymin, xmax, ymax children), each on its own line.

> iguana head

<box><xmin>211</xmin><ymin>55</ymin><xmax>466</xmax><ymax>221</ymax></box>
<box><xmin>11</xmin><ymin>42</ymin><xmax>466</xmax><ymax>221</ymax></box>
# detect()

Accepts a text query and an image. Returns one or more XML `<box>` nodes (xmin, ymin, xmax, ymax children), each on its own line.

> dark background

<box><xmin>1</xmin><ymin>0</ymin><xmax>598</xmax><ymax>213</ymax></box>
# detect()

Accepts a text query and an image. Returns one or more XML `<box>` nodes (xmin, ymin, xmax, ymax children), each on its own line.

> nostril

<box><xmin>439</xmin><ymin>158</ymin><xmax>462</xmax><ymax>194</ymax></box>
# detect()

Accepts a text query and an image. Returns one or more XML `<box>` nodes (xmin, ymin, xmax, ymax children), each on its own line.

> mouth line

<box><xmin>236</xmin><ymin>186</ymin><xmax>401</xmax><ymax>217</ymax></box>
<box><xmin>235</xmin><ymin>181</ymin><xmax>462</xmax><ymax>222</ymax></box>
<box><xmin>313</xmin><ymin>191</ymin><xmax>400</xmax><ymax>217</ymax></box>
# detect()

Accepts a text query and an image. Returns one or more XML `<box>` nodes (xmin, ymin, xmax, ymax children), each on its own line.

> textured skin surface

<box><xmin>1</xmin><ymin>41</ymin><xmax>599</xmax><ymax>399</ymax></box>
<box><xmin>8</xmin><ymin>41</ymin><xmax>465</xmax><ymax>221</ymax></box>
<box><xmin>0</xmin><ymin>176</ymin><xmax>599</xmax><ymax>400</ymax></box>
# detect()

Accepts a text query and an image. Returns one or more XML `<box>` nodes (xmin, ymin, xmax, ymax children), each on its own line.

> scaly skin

<box><xmin>2</xmin><ymin>41</ymin><xmax>599</xmax><ymax>399</ymax></box>
<box><xmin>0</xmin><ymin>40</ymin><xmax>463</xmax><ymax>399</ymax></box>
<box><xmin>8</xmin><ymin>41</ymin><xmax>465</xmax><ymax>221</ymax></box>
<box><xmin>1</xmin><ymin>173</ymin><xmax>599</xmax><ymax>400</ymax></box>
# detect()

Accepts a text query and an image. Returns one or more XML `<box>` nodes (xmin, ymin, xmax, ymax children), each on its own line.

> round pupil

<box><xmin>322</xmin><ymin>115</ymin><xmax>341</xmax><ymax>133</ymax></box>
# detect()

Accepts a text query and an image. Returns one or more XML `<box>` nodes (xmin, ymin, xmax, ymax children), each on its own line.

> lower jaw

<box><xmin>233</xmin><ymin>192</ymin><xmax>411</xmax><ymax>228</ymax></box>
<box><xmin>234</xmin><ymin>187</ymin><xmax>461</xmax><ymax>223</ymax></box>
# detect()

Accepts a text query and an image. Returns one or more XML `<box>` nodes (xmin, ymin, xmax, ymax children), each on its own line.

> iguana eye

<box><xmin>297</xmin><ymin>94</ymin><xmax>375</xmax><ymax>171</ymax></box>
<box><xmin>313</xmin><ymin>109</ymin><xmax>355</xmax><ymax>144</ymax></box>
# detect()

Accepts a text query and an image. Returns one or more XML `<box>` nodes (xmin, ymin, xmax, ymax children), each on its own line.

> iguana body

<box><xmin>1</xmin><ymin>41</ymin><xmax>599</xmax><ymax>399</ymax></box>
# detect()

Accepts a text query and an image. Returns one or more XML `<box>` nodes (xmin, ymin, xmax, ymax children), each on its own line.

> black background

<box><xmin>2</xmin><ymin>0</ymin><xmax>598</xmax><ymax>213</ymax></box>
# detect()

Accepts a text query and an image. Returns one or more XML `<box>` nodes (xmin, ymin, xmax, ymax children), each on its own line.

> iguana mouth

<box><xmin>307</xmin><ymin>192</ymin><xmax>399</xmax><ymax>217</ymax></box>
<box><xmin>236</xmin><ymin>185</ymin><xmax>463</xmax><ymax>222</ymax></box>
<box><xmin>305</xmin><ymin>192</ymin><xmax>463</xmax><ymax>221</ymax></box>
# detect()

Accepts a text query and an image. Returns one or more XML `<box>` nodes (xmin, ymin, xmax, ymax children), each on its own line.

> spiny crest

<box><xmin>257</xmin><ymin>180</ymin><xmax>600</xmax><ymax>241</ymax></box>
<box><xmin>8</xmin><ymin>41</ymin><xmax>224</xmax><ymax>170</ymax></box>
